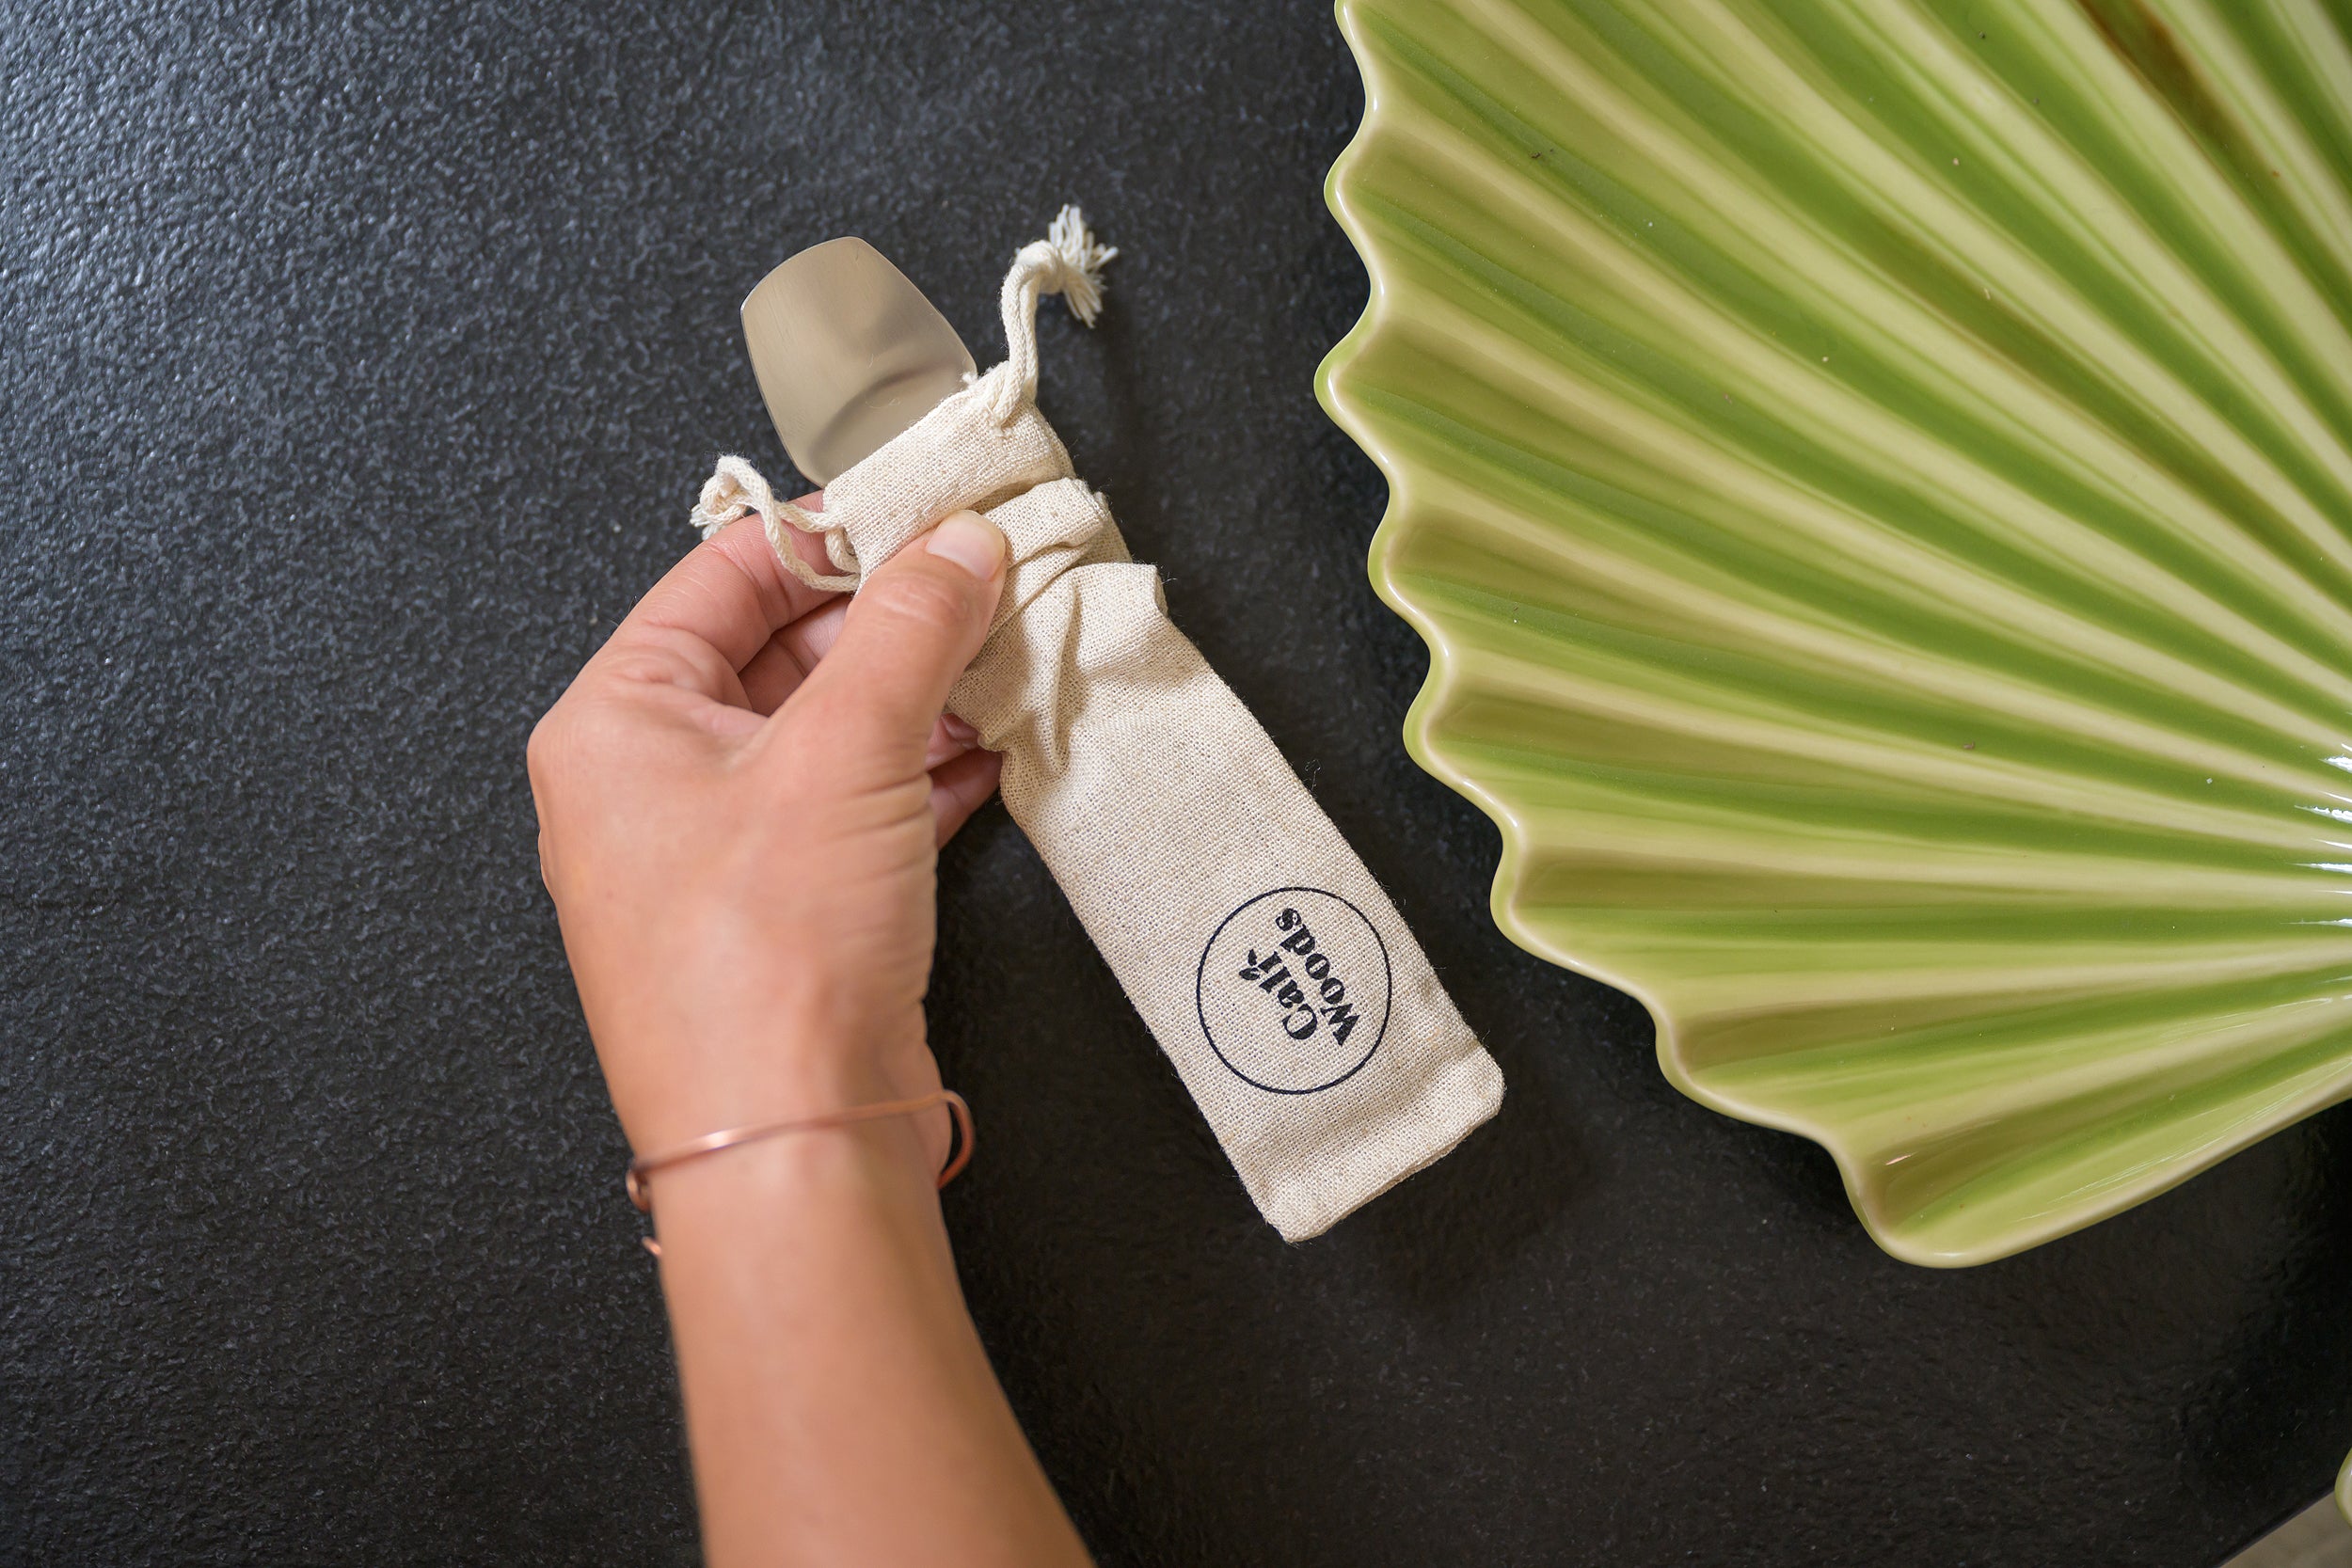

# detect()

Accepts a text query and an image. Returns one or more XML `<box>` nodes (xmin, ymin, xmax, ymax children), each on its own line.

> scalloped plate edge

<box><xmin>1311</xmin><ymin>0</ymin><xmax>2352</xmax><ymax>1268</ymax></box>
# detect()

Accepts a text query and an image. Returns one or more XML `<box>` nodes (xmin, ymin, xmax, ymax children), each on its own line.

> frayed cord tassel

<box><xmin>994</xmin><ymin>204</ymin><xmax>1118</xmax><ymax>420</ymax></box>
<box><xmin>1041</xmin><ymin>205</ymin><xmax>1119</xmax><ymax>326</ymax></box>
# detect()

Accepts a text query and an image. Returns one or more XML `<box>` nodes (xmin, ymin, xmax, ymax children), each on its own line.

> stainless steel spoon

<box><xmin>739</xmin><ymin>237</ymin><xmax>976</xmax><ymax>486</ymax></box>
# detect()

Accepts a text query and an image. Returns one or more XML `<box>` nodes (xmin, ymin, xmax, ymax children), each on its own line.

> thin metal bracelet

<box><xmin>626</xmin><ymin>1089</ymin><xmax>973</xmax><ymax>1257</ymax></box>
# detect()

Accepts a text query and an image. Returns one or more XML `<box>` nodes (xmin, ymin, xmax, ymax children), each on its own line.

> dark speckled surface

<box><xmin>3</xmin><ymin>2</ymin><xmax>2349</xmax><ymax>1563</ymax></box>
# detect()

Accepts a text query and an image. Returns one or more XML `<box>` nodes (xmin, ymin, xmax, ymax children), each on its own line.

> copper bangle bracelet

<box><xmin>626</xmin><ymin>1089</ymin><xmax>973</xmax><ymax>1256</ymax></box>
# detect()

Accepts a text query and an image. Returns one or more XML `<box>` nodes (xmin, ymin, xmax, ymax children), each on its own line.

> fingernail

<box><xmin>926</xmin><ymin>511</ymin><xmax>1006</xmax><ymax>579</ymax></box>
<box><xmin>942</xmin><ymin>712</ymin><xmax>978</xmax><ymax>747</ymax></box>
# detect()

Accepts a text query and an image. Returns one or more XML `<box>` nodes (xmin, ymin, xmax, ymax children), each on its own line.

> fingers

<box><xmin>598</xmin><ymin>504</ymin><xmax>841</xmax><ymax>702</ymax></box>
<box><xmin>738</xmin><ymin>595</ymin><xmax>848</xmax><ymax>713</ymax></box>
<box><xmin>933</xmin><ymin>711</ymin><xmax>980</xmax><ymax>770</ymax></box>
<box><xmin>783</xmin><ymin>512</ymin><xmax>1007</xmax><ymax>781</ymax></box>
<box><xmin>736</xmin><ymin>603</ymin><xmax>835</xmax><ymax>714</ymax></box>
<box><xmin>739</xmin><ymin>604</ymin><xmax>978</xmax><ymax>766</ymax></box>
<box><xmin>929</xmin><ymin>747</ymin><xmax>1004</xmax><ymax>846</ymax></box>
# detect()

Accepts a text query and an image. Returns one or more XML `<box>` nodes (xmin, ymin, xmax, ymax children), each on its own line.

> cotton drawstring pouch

<box><xmin>691</xmin><ymin>213</ymin><xmax>1503</xmax><ymax>1241</ymax></box>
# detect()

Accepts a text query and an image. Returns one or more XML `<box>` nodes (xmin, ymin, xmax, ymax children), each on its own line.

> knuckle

<box><xmin>863</xmin><ymin>564</ymin><xmax>973</xmax><ymax>630</ymax></box>
<box><xmin>526</xmin><ymin>699</ymin><xmax>609</xmax><ymax>801</ymax></box>
<box><xmin>525</xmin><ymin>707</ymin><xmax>570</xmax><ymax>790</ymax></box>
<box><xmin>645</xmin><ymin>625</ymin><xmax>737</xmax><ymax>689</ymax></box>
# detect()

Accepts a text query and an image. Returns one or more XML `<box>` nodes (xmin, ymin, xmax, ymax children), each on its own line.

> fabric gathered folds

<box><xmin>691</xmin><ymin>214</ymin><xmax>1503</xmax><ymax>1240</ymax></box>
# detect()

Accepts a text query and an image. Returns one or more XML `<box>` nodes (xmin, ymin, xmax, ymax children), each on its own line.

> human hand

<box><xmin>528</xmin><ymin>500</ymin><xmax>1008</xmax><ymax>1173</ymax></box>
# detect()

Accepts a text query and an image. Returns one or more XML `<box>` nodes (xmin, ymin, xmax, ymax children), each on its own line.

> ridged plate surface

<box><xmin>1317</xmin><ymin>0</ymin><xmax>2352</xmax><ymax>1264</ymax></box>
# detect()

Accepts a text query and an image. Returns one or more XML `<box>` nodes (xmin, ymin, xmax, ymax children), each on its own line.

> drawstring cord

<box><xmin>689</xmin><ymin>455</ymin><xmax>860</xmax><ymax>592</ymax></box>
<box><xmin>690</xmin><ymin>205</ymin><xmax>1116</xmax><ymax>591</ymax></box>
<box><xmin>988</xmin><ymin>204</ymin><xmax>1118</xmax><ymax>424</ymax></box>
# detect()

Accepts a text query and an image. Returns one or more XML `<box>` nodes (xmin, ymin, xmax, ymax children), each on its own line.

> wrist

<box><xmin>601</xmin><ymin>1003</ymin><xmax>931</xmax><ymax>1156</ymax></box>
<box><xmin>642</xmin><ymin>1113</ymin><xmax>945</xmax><ymax>1259</ymax></box>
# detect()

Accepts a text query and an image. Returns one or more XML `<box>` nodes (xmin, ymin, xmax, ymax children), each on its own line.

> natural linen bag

<box><xmin>691</xmin><ymin>214</ymin><xmax>1502</xmax><ymax>1241</ymax></box>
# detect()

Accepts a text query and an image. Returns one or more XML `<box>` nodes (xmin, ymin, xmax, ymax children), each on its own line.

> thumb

<box><xmin>785</xmin><ymin>510</ymin><xmax>1007</xmax><ymax>778</ymax></box>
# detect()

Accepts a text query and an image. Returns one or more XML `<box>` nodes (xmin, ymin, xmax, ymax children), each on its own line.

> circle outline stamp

<box><xmin>1193</xmin><ymin>885</ymin><xmax>1392</xmax><ymax>1095</ymax></box>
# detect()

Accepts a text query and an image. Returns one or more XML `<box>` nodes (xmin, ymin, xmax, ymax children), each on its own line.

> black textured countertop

<box><xmin>4</xmin><ymin>3</ymin><xmax>2348</xmax><ymax>1563</ymax></box>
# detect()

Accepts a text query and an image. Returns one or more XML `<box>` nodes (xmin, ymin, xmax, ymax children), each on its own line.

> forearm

<box><xmin>650</xmin><ymin>1120</ymin><xmax>1091</xmax><ymax>1568</ymax></box>
<box><xmin>535</xmin><ymin>505</ymin><xmax>1040</xmax><ymax>1560</ymax></box>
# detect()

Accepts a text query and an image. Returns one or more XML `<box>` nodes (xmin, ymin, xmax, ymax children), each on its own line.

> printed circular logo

<box><xmin>1195</xmin><ymin>887</ymin><xmax>1391</xmax><ymax>1095</ymax></box>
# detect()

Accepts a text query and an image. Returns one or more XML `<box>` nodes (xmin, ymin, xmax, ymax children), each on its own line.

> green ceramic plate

<box><xmin>1318</xmin><ymin>0</ymin><xmax>2352</xmax><ymax>1265</ymax></box>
